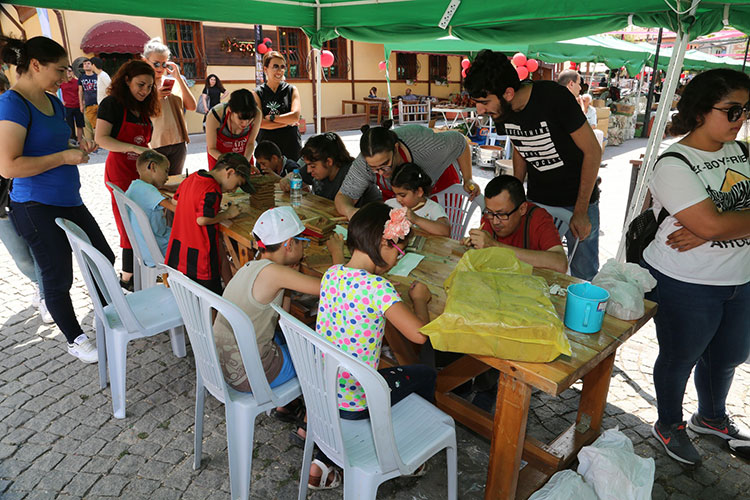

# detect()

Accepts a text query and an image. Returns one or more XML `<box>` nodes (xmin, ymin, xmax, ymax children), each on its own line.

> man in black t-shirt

<box><xmin>465</xmin><ymin>50</ymin><xmax>602</xmax><ymax>280</ymax></box>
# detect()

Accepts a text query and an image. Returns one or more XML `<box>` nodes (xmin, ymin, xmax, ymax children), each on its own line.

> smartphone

<box><xmin>161</xmin><ymin>78</ymin><xmax>175</xmax><ymax>92</ymax></box>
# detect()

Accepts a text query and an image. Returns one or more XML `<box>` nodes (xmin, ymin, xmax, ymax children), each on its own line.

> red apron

<box><xmin>104</xmin><ymin>108</ymin><xmax>153</xmax><ymax>249</ymax></box>
<box><xmin>207</xmin><ymin>108</ymin><xmax>251</xmax><ymax>169</ymax></box>
<box><xmin>377</xmin><ymin>143</ymin><xmax>462</xmax><ymax>201</ymax></box>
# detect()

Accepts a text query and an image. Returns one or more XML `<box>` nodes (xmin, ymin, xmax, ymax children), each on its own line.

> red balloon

<box><xmin>516</xmin><ymin>66</ymin><xmax>529</xmax><ymax>80</ymax></box>
<box><xmin>526</xmin><ymin>59</ymin><xmax>539</xmax><ymax>72</ymax></box>
<box><xmin>263</xmin><ymin>37</ymin><xmax>272</xmax><ymax>45</ymax></box>
<box><xmin>461</xmin><ymin>68</ymin><xmax>467</xmax><ymax>78</ymax></box>
<box><xmin>461</xmin><ymin>58</ymin><xmax>471</xmax><ymax>70</ymax></box>
<box><xmin>378</xmin><ymin>61</ymin><xmax>387</xmax><ymax>71</ymax></box>
<box><xmin>257</xmin><ymin>43</ymin><xmax>268</xmax><ymax>55</ymax></box>
<box><xmin>512</xmin><ymin>53</ymin><xmax>527</xmax><ymax>67</ymax></box>
<box><xmin>320</xmin><ymin>50</ymin><xmax>335</xmax><ymax>68</ymax></box>
<box><xmin>570</xmin><ymin>62</ymin><xmax>577</xmax><ymax>70</ymax></box>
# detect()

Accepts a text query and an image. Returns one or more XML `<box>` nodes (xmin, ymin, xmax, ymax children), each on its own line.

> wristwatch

<box><xmin>269</xmin><ymin>113</ymin><xmax>276</xmax><ymax>122</ymax></box>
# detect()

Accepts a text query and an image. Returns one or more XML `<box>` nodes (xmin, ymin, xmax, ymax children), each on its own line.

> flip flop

<box><xmin>271</xmin><ymin>399</ymin><xmax>304</xmax><ymax>424</ymax></box>
<box><xmin>309</xmin><ymin>459</ymin><xmax>342</xmax><ymax>490</ymax></box>
<box><xmin>289</xmin><ymin>425</ymin><xmax>306</xmax><ymax>448</ymax></box>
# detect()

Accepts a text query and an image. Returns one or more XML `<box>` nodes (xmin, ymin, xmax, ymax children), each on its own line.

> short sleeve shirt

<box><xmin>125</xmin><ymin>179</ymin><xmax>170</xmax><ymax>265</ymax></box>
<box><xmin>78</xmin><ymin>73</ymin><xmax>98</xmax><ymax>106</ymax></box>
<box><xmin>59</xmin><ymin>79</ymin><xmax>79</xmax><ymax>108</ymax></box>
<box><xmin>501</xmin><ymin>81</ymin><xmax>588</xmax><ymax>206</ymax></box>
<box><xmin>385</xmin><ymin>198</ymin><xmax>447</xmax><ymax>223</ymax></box>
<box><xmin>480</xmin><ymin>203</ymin><xmax>563</xmax><ymax>251</ymax></box>
<box><xmin>98</xmin><ymin>96</ymin><xmax>150</xmax><ymax>138</ymax></box>
<box><xmin>316</xmin><ymin>265</ymin><xmax>402</xmax><ymax>412</ymax></box>
<box><xmin>299</xmin><ymin>161</ymin><xmax>382</xmax><ymax>204</ymax></box>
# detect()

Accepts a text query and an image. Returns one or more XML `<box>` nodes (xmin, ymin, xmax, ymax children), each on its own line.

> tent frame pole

<box><xmin>315</xmin><ymin>1</ymin><xmax>322</xmax><ymax>134</ymax></box>
<box><xmin>641</xmin><ymin>28</ymin><xmax>662</xmax><ymax>139</ymax></box>
<box><xmin>616</xmin><ymin>1</ymin><xmax>700</xmax><ymax>262</ymax></box>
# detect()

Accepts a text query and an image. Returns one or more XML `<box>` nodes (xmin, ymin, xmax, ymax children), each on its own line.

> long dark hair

<box><xmin>669</xmin><ymin>69</ymin><xmax>750</xmax><ymax>136</ymax></box>
<box><xmin>360</xmin><ymin>120</ymin><xmax>398</xmax><ymax>157</ymax></box>
<box><xmin>204</xmin><ymin>73</ymin><xmax>225</xmax><ymax>93</ymax></box>
<box><xmin>390</xmin><ymin>162</ymin><xmax>433</xmax><ymax>195</ymax></box>
<box><xmin>347</xmin><ymin>202</ymin><xmax>394</xmax><ymax>267</ymax></box>
<box><xmin>301</xmin><ymin>132</ymin><xmax>354</xmax><ymax>167</ymax></box>
<box><xmin>108</xmin><ymin>60</ymin><xmax>160</xmax><ymax>119</ymax></box>
<box><xmin>0</xmin><ymin>36</ymin><xmax>67</xmax><ymax>75</ymax></box>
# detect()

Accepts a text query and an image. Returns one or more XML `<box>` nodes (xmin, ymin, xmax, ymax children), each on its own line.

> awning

<box><xmin>80</xmin><ymin>20</ymin><xmax>150</xmax><ymax>54</ymax></box>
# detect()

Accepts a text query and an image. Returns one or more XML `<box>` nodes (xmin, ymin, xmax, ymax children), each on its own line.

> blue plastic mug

<box><xmin>563</xmin><ymin>283</ymin><xmax>610</xmax><ymax>334</ymax></box>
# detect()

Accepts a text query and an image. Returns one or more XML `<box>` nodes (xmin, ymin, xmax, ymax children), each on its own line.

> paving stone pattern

<box><xmin>1</xmin><ymin>134</ymin><xmax>748</xmax><ymax>499</ymax></box>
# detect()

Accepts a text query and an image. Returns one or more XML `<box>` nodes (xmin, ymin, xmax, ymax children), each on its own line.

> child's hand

<box><xmin>279</xmin><ymin>176</ymin><xmax>291</xmax><ymax>193</ymax></box>
<box><xmin>326</xmin><ymin>233</ymin><xmax>345</xmax><ymax>264</ymax></box>
<box><xmin>224</xmin><ymin>204</ymin><xmax>240</xmax><ymax>219</ymax></box>
<box><xmin>408</xmin><ymin>281</ymin><xmax>432</xmax><ymax>304</ymax></box>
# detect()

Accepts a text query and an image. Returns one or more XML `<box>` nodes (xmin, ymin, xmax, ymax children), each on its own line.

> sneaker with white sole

<box><xmin>688</xmin><ymin>412</ymin><xmax>750</xmax><ymax>441</ymax></box>
<box><xmin>38</xmin><ymin>299</ymin><xmax>54</xmax><ymax>324</ymax></box>
<box><xmin>652</xmin><ymin>421</ymin><xmax>702</xmax><ymax>465</ymax></box>
<box><xmin>67</xmin><ymin>334</ymin><xmax>98</xmax><ymax>363</ymax></box>
<box><xmin>32</xmin><ymin>285</ymin><xmax>41</xmax><ymax>308</ymax></box>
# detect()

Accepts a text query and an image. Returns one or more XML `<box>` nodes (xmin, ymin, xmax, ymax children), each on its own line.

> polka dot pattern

<box><xmin>316</xmin><ymin>265</ymin><xmax>401</xmax><ymax>411</ymax></box>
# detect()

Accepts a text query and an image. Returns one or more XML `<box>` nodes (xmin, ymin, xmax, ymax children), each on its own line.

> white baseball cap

<box><xmin>253</xmin><ymin>206</ymin><xmax>306</xmax><ymax>247</ymax></box>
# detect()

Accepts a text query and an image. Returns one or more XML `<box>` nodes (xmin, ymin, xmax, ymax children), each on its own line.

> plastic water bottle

<box><xmin>289</xmin><ymin>171</ymin><xmax>303</xmax><ymax>207</ymax></box>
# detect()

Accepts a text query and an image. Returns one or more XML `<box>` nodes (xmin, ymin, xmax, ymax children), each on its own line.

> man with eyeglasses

<box><xmin>463</xmin><ymin>175</ymin><xmax>568</xmax><ymax>273</ymax></box>
<box><xmin>466</xmin><ymin>50</ymin><xmax>602</xmax><ymax>280</ymax></box>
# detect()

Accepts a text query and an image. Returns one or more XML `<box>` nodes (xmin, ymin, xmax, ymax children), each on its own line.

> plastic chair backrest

<box><xmin>272</xmin><ymin>304</ymin><xmax>407</xmax><ymax>474</ymax></box>
<box><xmin>108</xmin><ymin>182</ymin><xmax>165</xmax><ymax>269</ymax></box>
<box><xmin>531</xmin><ymin>203</ymin><xmax>579</xmax><ymax>262</ymax></box>
<box><xmin>166</xmin><ymin>268</ymin><xmax>278</xmax><ymax>408</ymax></box>
<box><xmin>55</xmin><ymin>218</ymin><xmax>144</xmax><ymax>333</ymax></box>
<box><xmin>432</xmin><ymin>183</ymin><xmax>485</xmax><ymax>240</ymax></box>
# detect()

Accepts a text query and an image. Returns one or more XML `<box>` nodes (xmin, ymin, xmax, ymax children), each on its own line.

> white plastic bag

<box><xmin>528</xmin><ymin>470</ymin><xmax>597</xmax><ymax>500</ymax></box>
<box><xmin>591</xmin><ymin>259</ymin><xmax>657</xmax><ymax>320</ymax></box>
<box><xmin>577</xmin><ymin>427</ymin><xmax>655</xmax><ymax>500</ymax></box>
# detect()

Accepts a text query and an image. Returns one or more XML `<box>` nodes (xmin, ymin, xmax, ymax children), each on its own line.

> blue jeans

<box><xmin>643</xmin><ymin>261</ymin><xmax>750</xmax><ymax>426</ymax></box>
<box><xmin>10</xmin><ymin>201</ymin><xmax>114</xmax><ymax>343</ymax></box>
<box><xmin>564</xmin><ymin>202</ymin><xmax>599</xmax><ymax>281</ymax></box>
<box><xmin>0</xmin><ymin>216</ymin><xmax>43</xmax><ymax>293</ymax></box>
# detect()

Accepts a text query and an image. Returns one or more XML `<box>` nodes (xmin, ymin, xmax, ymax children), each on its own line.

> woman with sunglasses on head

<box><xmin>334</xmin><ymin>120</ymin><xmax>480</xmax><ymax>220</ymax></box>
<box><xmin>142</xmin><ymin>37</ymin><xmax>196</xmax><ymax>175</ymax></box>
<box><xmin>205</xmin><ymin>88</ymin><xmax>262</xmax><ymax>169</ymax></box>
<box><xmin>642</xmin><ymin>69</ymin><xmax>750</xmax><ymax>466</ymax></box>
<box><xmin>96</xmin><ymin>60</ymin><xmax>160</xmax><ymax>291</ymax></box>
<box><xmin>255</xmin><ymin>51</ymin><xmax>302</xmax><ymax>161</ymax></box>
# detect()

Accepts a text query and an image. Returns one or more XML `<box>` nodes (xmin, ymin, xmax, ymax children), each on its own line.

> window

<box><xmin>277</xmin><ymin>27</ymin><xmax>308</xmax><ymax>79</ymax></box>
<box><xmin>321</xmin><ymin>37</ymin><xmax>348</xmax><ymax>80</ymax></box>
<box><xmin>163</xmin><ymin>20</ymin><xmax>205</xmax><ymax>79</ymax></box>
<box><xmin>396</xmin><ymin>53</ymin><xmax>417</xmax><ymax>81</ymax></box>
<box><xmin>428</xmin><ymin>55</ymin><xmax>448</xmax><ymax>81</ymax></box>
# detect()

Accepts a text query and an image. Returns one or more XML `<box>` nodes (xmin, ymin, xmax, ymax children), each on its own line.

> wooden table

<box><xmin>164</xmin><ymin>181</ymin><xmax>657</xmax><ymax>498</ymax></box>
<box><xmin>341</xmin><ymin>99</ymin><xmax>384</xmax><ymax>124</ymax></box>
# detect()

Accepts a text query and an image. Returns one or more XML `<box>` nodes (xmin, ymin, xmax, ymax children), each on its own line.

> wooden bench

<box><xmin>321</xmin><ymin>113</ymin><xmax>368</xmax><ymax>132</ymax></box>
<box><xmin>342</xmin><ymin>99</ymin><xmax>384</xmax><ymax>124</ymax></box>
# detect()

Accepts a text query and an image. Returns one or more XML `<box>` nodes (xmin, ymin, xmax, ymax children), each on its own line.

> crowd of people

<box><xmin>0</xmin><ymin>33</ymin><xmax>748</xmax><ymax>491</ymax></box>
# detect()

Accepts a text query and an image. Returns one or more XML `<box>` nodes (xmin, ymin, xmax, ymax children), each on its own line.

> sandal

<box><xmin>405</xmin><ymin>462</ymin><xmax>427</xmax><ymax>477</ymax></box>
<box><xmin>308</xmin><ymin>458</ymin><xmax>342</xmax><ymax>490</ymax></box>
<box><xmin>289</xmin><ymin>425</ymin><xmax>306</xmax><ymax>448</ymax></box>
<box><xmin>271</xmin><ymin>399</ymin><xmax>304</xmax><ymax>424</ymax></box>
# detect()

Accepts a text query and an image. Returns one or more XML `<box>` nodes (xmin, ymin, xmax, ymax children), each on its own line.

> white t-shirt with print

<box><xmin>385</xmin><ymin>197</ymin><xmax>448</xmax><ymax>224</ymax></box>
<box><xmin>643</xmin><ymin>141</ymin><xmax>750</xmax><ymax>286</ymax></box>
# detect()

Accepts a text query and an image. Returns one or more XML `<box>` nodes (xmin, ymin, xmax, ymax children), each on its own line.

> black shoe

<box><xmin>652</xmin><ymin>421</ymin><xmax>702</xmax><ymax>465</ymax></box>
<box><xmin>119</xmin><ymin>275</ymin><xmax>134</xmax><ymax>292</ymax></box>
<box><xmin>688</xmin><ymin>412</ymin><xmax>750</xmax><ymax>441</ymax></box>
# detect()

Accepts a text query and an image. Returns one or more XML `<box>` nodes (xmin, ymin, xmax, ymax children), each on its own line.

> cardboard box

<box><xmin>613</xmin><ymin>103</ymin><xmax>635</xmax><ymax>115</ymax></box>
<box><xmin>596</xmin><ymin>107</ymin><xmax>611</xmax><ymax>119</ymax></box>
<box><xmin>593</xmin><ymin>99</ymin><xmax>606</xmax><ymax>108</ymax></box>
<box><xmin>596</xmin><ymin>118</ymin><xmax>610</xmax><ymax>136</ymax></box>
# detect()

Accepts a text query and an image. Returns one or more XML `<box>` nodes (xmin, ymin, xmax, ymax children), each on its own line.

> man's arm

<box><xmin>334</xmin><ymin>192</ymin><xmax>359</xmax><ymax>219</ymax></box>
<box><xmin>568</xmin><ymin>123</ymin><xmax>601</xmax><ymax>240</ymax></box>
<box><xmin>456</xmin><ymin>138</ymin><xmax>480</xmax><ymax>198</ymax></box>
<box><xmin>512</xmin><ymin>146</ymin><xmax>527</xmax><ymax>182</ymax></box>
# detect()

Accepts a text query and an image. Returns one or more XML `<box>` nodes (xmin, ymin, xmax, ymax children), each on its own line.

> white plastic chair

<box><xmin>166</xmin><ymin>268</ymin><xmax>301</xmax><ymax>500</ymax></box>
<box><xmin>55</xmin><ymin>218</ymin><xmax>186</xmax><ymax>419</ymax></box>
<box><xmin>108</xmin><ymin>182</ymin><xmax>165</xmax><ymax>291</ymax></box>
<box><xmin>486</xmin><ymin>133</ymin><xmax>514</xmax><ymax>160</ymax></box>
<box><xmin>532</xmin><ymin>203</ymin><xmax>580</xmax><ymax>265</ymax></box>
<box><xmin>272</xmin><ymin>304</ymin><xmax>458</xmax><ymax>500</ymax></box>
<box><xmin>432</xmin><ymin>183</ymin><xmax>485</xmax><ymax>240</ymax></box>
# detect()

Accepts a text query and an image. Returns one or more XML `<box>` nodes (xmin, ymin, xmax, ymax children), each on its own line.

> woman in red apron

<box><xmin>95</xmin><ymin>60</ymin><xmax>159</xmax><ymax>289</ymax></box>
<box><xmin>205</xmin><ymin>88</ymin><xmax>261</xmax><ymax>169</ymax></box>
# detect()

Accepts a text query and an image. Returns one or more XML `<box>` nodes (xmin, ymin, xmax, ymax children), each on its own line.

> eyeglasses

<box><xmin>483</xmin><ymin>203</ymin><xmax>522</xmax><ymax>221</ymax></box>
<box><xmin>148</xmin><ymin>60</ymin><xmax>168</xmax><ymax>68</ymax></box>
<box><xmin>369</xmin><ymin>153</ymin><xmax>394</xmax><ymax>175</ymax></box>
<box><xmin>270</xmin><ymin>64</ymin><xmax>287</xmax><ymax>71</ymax></box>
<box><xmin>294</xmin><ymin>236</ymin><xmax>310</xmax><ymax>248</ymax></box>
<box><xmin>712</xmin><ymin>103</ymin><xmax>750</xmax><ymax>122</ymax></box>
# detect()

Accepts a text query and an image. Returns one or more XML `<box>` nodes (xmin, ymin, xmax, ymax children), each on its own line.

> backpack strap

<box><xmin>523</xmin><ymin>204</ymin><xmax>538</xmax><ymax>250</ymax></box>
<box><xmin>735</xmin><ymin>140</ymin><xmax>749</xmax><ymax>157</ymax></box>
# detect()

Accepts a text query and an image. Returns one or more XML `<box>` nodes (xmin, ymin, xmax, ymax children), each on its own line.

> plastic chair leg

<box><xmin>105</xmin><ymin>333</ymin><xmax>128</xmax><ymax>419</ymax></box>
<box><xmin>225</xmin><ymin>404</ymin><xmax>255</xmax><ymax>500</ymax></box>
<box><xmin>169</xmin><ymin>326</ymin><xmax>187</xmax><ymax>358</ymax></box>
<box><xmin>297</xmin><ymin>436</ymin><xmax>315</xmax><ymax>500</ymax></box>
<box><xmin>133</xmin><ymin>264</ymin><xmax>142</xmax><ymax>292</ymax></box>
<box><xmin>446</xmin><ymin>442</ymin><xmax>458</xmax><ymax>500</ymax></box>
<box><xmin>343</xmin><ymin>469</ymin><xmax>380</xmax><ymax>500</ymax></box>
<box><xmin>193</xmin><ymin>375</ymin><xmax>206</xmax><ymax>470</ymax></box>
<box><xmin>95</xmin><ymin>316</ymin><xmax>107</xmax><ymax>389</ymax></box>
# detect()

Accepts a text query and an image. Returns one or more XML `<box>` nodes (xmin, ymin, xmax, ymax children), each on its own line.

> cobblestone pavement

<box><xmin>1</xmin><ymin>133</ymin><xmax>748</xmax><ymax>499</ymax></box>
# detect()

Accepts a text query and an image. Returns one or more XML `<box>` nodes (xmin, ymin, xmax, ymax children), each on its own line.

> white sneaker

<box><xmin>39</xmin><ymin>299</ymin><xmax>54</xmax><ymax>324</ymax></box>
<box><xmin>67</xmin><ymin>334</ymin><xmax>98</xmax><ymax>363</ymax></box>
<box><xmin>32</xmin><ymin>286</ymin><xmax>41</xmax><ymax>308</ymax></box>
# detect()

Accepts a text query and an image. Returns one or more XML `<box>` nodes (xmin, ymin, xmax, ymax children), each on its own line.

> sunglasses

<box><xmin>483</xmin><ymin>203</ymin><xmax>522</xmax><ymax>222</ymax></box>
<box><xmin>712</xmin><ymin>103</ymin><xmax>750</xmax><ymax>122</ymax></box>
<box><xmin>148</xmin><ymin>60</ymin><xmax>169</xmax><ymax>68</ymax></box>
<box><xmin>270</xmin><ymin>64</ymin><xmax>287</xmax><ymax>71</ymax></box>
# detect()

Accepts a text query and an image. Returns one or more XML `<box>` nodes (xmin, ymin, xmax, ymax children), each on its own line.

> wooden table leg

<box><xmin>577</xmin><ymin>351</ymin><xmax>616</xmax><ymax>433</ymax></box>
<box><xmin>485</xmin><ymin>373</ymin><xmax>532</xmax><ymax>500</ymax></box>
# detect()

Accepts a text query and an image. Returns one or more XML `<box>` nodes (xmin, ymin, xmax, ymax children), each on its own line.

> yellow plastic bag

<box><xmin>422</xmin><ymin>248</ymin><xmax>571</xmax><ymax>362</ymax></box>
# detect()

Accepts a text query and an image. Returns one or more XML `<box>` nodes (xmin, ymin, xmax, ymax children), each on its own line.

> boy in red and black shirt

<box><xmin>463</xmin><ymin>175</ymin><xmax>568</xmax><ymax>273</ymax></box>
<box><xmin>166</xmin><ymin>153</ymin><xmax>252</xmax><ymax>293</ymax></box>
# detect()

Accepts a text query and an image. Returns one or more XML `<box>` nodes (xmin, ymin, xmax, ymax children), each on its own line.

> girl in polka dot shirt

<box><xmin>316</xmin><ymin>202</ymin><xmax>436</xmax><ymax>420</ymax></box>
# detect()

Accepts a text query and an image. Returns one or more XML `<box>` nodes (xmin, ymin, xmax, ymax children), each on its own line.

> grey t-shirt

<box><xmin>299</xmin><ymin>161</ymin><xmax>382</xmax><ymax>205</ymax></box>
<box><xmin>339</xmin><ymin>125</ymin><xmax>467</xmax><ymax>200</ymax></box>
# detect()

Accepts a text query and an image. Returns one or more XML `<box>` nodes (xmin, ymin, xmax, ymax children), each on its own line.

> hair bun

<box><xmin>381</xmin><ymin>119</ymin><xmax>393</xmax><ymax>130</ymax></box>
<box><xmin>360</xmin><ymin>124</ymin><xmax>371</xmax><ymax>133</ymax></box>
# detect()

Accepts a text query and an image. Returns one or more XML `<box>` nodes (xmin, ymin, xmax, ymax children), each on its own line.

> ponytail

<box><xmin>390</xmin><ymin>162</ymin><xmax>433</xmax><ymax>195</ymax></box>
<box><xmin>0</xmin><ymin>36</ymin><xmax>66</xmax><ymax>75</ymax></box>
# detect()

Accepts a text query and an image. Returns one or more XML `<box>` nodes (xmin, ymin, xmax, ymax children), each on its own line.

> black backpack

<box><xmin>1</xmin><ymin>90</ymin><xmax>34</xmax><ymax>216</ymax></box>
<box><xmin>625</xmin><ymin>141</ymin><xmax>749</xmax><ymax>263</ymax></box>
